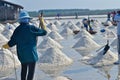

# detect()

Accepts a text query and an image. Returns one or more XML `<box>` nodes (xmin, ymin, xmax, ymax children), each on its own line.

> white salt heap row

<box><xmin>74</xmin><ymin>29</ymin><xmax>94</xmax><ymax>39</ymax></box>
<box><xmin>0</xmin><ymin>48</ymin><xmax>20</xmax><ymax>78</ymax></box>
<box><xmin>81</xmin><ymin>49</ymin><xmax>118</xmax><ymax>66</ymax></box>
<box><xmin>47</xmin><ymin>31</ymin><xmax>64</xmax><ymax>41</ymax></box>
<box><xmin>38</xmin><ymin>37</ymin><xmax>63</xmax><ymax>50</ymax></box>
<box><xmin>47</xmin><ymin>23</ymin><xmax>59</xmax><ymax>31</ymax></box>
<box><xmin>60</xmin><ymin>27</ymin><xmax>73</xmax><ymax>36</ymax></box>
<box><xmin>38</xmin><ymin>47</ymin><xmax>73</xmax><ymax>76</ymax></box>
<box><xmin>73</xmin><ymin>35</ymin><xmax>100</xmax><ymax>56</ymax></box>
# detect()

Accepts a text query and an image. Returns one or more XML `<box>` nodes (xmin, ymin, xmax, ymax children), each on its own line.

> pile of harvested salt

<box><xmin>0</xmin><ymin>48</ymin><xmax>20</xmax><ymax>78</ymax></box>
<box><xmin>47</xmin><ymin>23</ymin><xmax>58</xmax><ymax>31</ymax></box>
<box><xmin>38</xmin><ymin>47</ymin><xmax>73</xmax><ymax>76</ymax></box>
<box><xmin>74</xmin><ymin>29</ymin><xmax>93</xmax><ymax>39</ymax></box>
<box><xmin>73</xmin><ymin>35</ymin><xmax>100</xmax><ymax>56</ymax></box>
<box><xmin>37</xmin><ymin>37</ymin><xmax>63</xmax><ymax>50</ymax></box>
<box><xmin>47</xmin><ymin>31</ymin><xmax>64</xmax><ymax>41</ymax></box>
<box><xmin>54</xmin><ymin>20</ymin><xmax>61</xmax><ymax>27</ymax></box>
<box><xmin>82</xmin><ymin>50</ymin><xmax>118</xmax><ymax>66</ymax></box>
<box><xmin>60</xmin><ymin>27</ymin><xmax>73</xmax><ymax>36</ymax></box>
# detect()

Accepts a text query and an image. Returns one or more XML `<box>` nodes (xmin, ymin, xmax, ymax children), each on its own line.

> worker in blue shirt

<box><xmin>2</xmin><ymin>10</ymin><xmax>47</xmax><ymax>80</ymax></box>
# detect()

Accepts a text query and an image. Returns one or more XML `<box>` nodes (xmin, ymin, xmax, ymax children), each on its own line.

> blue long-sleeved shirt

<box><xmin>8</xmin><ymin>23</ymin><xmax>47</xmax><ymax>63</ymax></box>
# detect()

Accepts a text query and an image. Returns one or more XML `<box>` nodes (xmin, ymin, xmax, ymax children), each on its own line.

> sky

<box><xmin>6</xmin><ymin>0</ymin><xmax>120</xmax><ymax>11</ymax></box>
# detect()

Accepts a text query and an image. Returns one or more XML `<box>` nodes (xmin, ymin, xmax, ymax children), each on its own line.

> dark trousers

<box><xmin>21</xmin><ymin>62</ymin><xmax>36</xmax><ymax>80</ymax></box>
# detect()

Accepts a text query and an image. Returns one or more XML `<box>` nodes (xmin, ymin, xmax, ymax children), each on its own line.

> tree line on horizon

<box><xmin>28</xmin><ymin>9</ymin><xmax>120</xmax><ymax>17</ymax></box>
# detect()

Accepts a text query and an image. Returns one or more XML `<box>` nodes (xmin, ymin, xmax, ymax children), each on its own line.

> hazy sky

<box><xmin>6</xmin><ymin>0</ymin><xmax>120</xmax><ymax>11</ymax></box>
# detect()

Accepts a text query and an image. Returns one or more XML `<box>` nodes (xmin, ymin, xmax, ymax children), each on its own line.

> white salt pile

<box><xmin>66</xmin><ymin>21</ymin><xmax>74</xmax><ymax>27</ymax></box>
<box><xmin>38</xmin><ymin>47</ymin><xmax>73</xmax><ymax>65</ymax></box>
<box><xmin>54</xmin><ymin>20</ymin><xmax>61</xmax><ymax>27</ymax></box>
<box><xmin>38</xmin><ymin>47</ymin><xmax>73</xmax><ymax>76</ymax></box>
<box><xmin>76</xmin><ymin>21</ymin><xmax>83</xmax><ymax>28</ymax></box>
<box><xmin>37</xmin><ymin>37</ymin><xmax>63</xmax><ymax>50</ymax></box>
<box><xmin>82</xmin><ymin>50</ymin><xmax>118</xmax><ymax>67</ymax></box>
<box><xmin>61</xmin><ymin>22</ymin><xmax>67</xmax><ymax>27</ymax></box>
<box><xmin>47</xmin><ymin>23</ymin><xmax>58</xmax><ymax>31</ymax></box>
<box><xmin>74</xmin><ymin>29</ymin><xmax>93</xmax><ymax>39</ymax></box>
<box><xmin>0</xmin><ymin>48</ymin><xmax>20</xmax><ymax>78</ymax></box>
<box><xmin>73</xmin><ymin>35</ymin><xmax>99</xmax><ymax>49</ymax></box>
<box><xmin>69</xmin><ymin>24</ymin><xmax>80</xmax><ymax>31</ymax></box>
<box><xmin>73</xmin><ymin>35</ymin><xmax>100</xmax><ymax>56</ymax></box>
<box><xmin>47</xmin><ymin>31</ymin><xmax>64</xmax><ymax>41</ymax></box>
<box><xmin>60</xmin><ymin>27</ymin><xmax>73</xmax><ymax>36</ymax></box>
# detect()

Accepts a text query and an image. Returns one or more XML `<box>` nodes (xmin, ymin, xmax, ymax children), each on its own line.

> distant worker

<box><xmin>57</xmin><ymin>13</ymin><xmax>60</xmax><ymax>20</ymax></box>
<box><xmin>39</xmin><ymin>12</ymin><xmax>46</xmax><ymax>29</ymax></box>
<box><xmin>82</xmin><ymin>18</ymin><xmax>88</xmax><ymax>31</ymax></box>
<box><xmin>2</xmin><ymin>10</ymin><xmax>47</xmax><ymax>80</ymax></box>
<box><xmin>107</xmin><ymin>12</ymin><xmax>111</xmax><ymax>21</ymax></box>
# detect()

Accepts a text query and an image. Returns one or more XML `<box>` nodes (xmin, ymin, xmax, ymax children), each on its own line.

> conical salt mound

<box><xmin>38</xmin><ymin>47</ymin><xmax>73</xmax><ymax>76</ymax></box>
<box><xmin>37</xmin><ymin>37</ymin><xmax>63</xmax><ymax>50</ymax></box>
<box><xmin>74</xmin><ymin>29</ymin><xmax>93</xmax><ymax>39</ymax></box>
<box><xmin>0</xmin><ymin>48</ymin><xmax>20</xmax><ymax>78</ymax></box>
<box><xmin>54</xmin><ymin>20</ymin><xmax>61</xmax><ymax>27</ymax></box>
<box><xmin>61</xmin><ymin>22</ymin><xmax>66</xmax><ymax>27</ymax></box>
<box><xmin>60</xmin><ymin>27</ymin><xmax>73</xmax><ymax>36</ymax></box>
<box><xmin>66</xmin><ymin>21</ymin><xmax>74</xmax><ymax>27</ymax></box>
<box><xmin>39</xmin><ymin>47</ymin><xmax>73</xmax><ymax>65</ymax></box>
<box><xmin>73</xmin><ymin>35</ymin><xmax>99</xmax><ymax>49</ymax></box>
<box><xmin>76</xmin><ymin>21</ymin><xmax>82</xmax><ymax>27</ymax></box>
<box><xmin>47</xmin><ymin>23</ymin><xmax>58</xmax><ymax>31</ymax></box>
<box><xmin>47</xmin><ymin>31</ymin><xmax>64</xmax><ymax>41</ymax></box>
<box><xmin>69</xmin><ymin>24</ymin><xmax>80</xmax><ymax>31</ymax></box>
<box><xmin>87</xmin><ymin>50</ymin><xmax>118</xmax><ymax>66</ymax></box>
<box><xmin>73</xmin><ymin>35</ymin><xmax>100</xmax><ymax>56</ymax></box>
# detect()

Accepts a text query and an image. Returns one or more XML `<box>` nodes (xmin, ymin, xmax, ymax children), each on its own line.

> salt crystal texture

<box><xmin>0</xmin><ymin>49</ymin><xmax>20</xmax><ymax>78</ymax></box>
<box><xmin>47</xmin><ymin>31</ymin><xmax>64</xmax><ymax>41</ymax></box>
<box><xmin>60</xmin><ymin>27</ymin><xmax>73</xmax><ymax>36</ymax></box>
<box><xmin>38</xmin><ymin>47</ymin><xmax>73</xmax><ymax>76</ymax></box>
<box><xmin>37</xmin><ymin>37</ymin><xmax>63</xmax><ymax>50</ymax></box>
